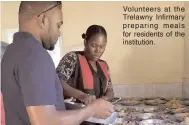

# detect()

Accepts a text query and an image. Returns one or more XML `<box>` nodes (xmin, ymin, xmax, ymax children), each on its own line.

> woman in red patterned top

<box><xmin>56</xmin><ymin>25</ymin><xmax>114</xmax><ymax>105</ymax></box>
<box><xmin>56</xmin><ymin>25</ymin><xmax>114</xmax><ymax>125</ymax></box>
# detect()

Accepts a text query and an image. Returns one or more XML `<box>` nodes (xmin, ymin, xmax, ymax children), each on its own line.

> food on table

<box><xmin>154</xmin><ymin>107</ymin><xmax>170</xmax><ymax>113</ymax></box>
<box><xmin>166</xmin><ymin>99</ymin><xmax>183</xmax><ymax>108</ymax></box>
<box><xmin>113</xmin><ymin>97</ymin><xmax>189</xmax><ymax>125</ymax></box>
<box><xmin>139</xmin><ymin>119</ymin><xmax>174</xmax><ymax>125</ymax></box>
<box><xmin>118</xmin><ymin>113</ymin><xmax>138</xmax><ymax>120</ymax></box>
<box><xmin>180</xmin><ymin>100</ymin><xmax>189</xmax><ymax>106</ymax></box>
<box><xmin>175</xmin><ymin>113</ymin><xmax>189</xmax><ymax>121</ymax></box>
<box><xmin>145</xmin><ymin>97</ymin><xmax>166</xmax><ymax>100</ymax></box>
<box><xmin>185</xmin><ymin>117</ymin><xmax>189</xmax><ymax>125</ymax></box>
<box><xmin>118</xmin><ymin>100</ymin><xmax>140</xmax><ymax>106</ymax></box>
<box><xmin>144</xmin><ymin>99</ymin><xmax>166</xmax><ymax>106</ymax></box>
<box><xmin>120</xmin><ymin>108</ymin><xmax>137</xmax><ymax>113</ymax></box>
<box><xmin>114</xmin><ymin>121</ymin><xmax>138</xmax><ymax>125</ymax></box>
<box><xmin>172</xmin><ymin>97</ymin><xmax>188</xmax><ymax>101</ymax></box>
<box><xmin>118</xmin><ymin>112</ymin><xmax>128</xmax><ymax>118</ymax></box>
<box><xmin>172</xmin><ymin>108</ymin><xmax>189</xmax><ymax>113</ymax></box>
<box><xmin>119</xmin><ymin>108</ymin><xmax>137</xmax><ymax>113</ymax></box>
<box><xmin>126</xmin><ymin>97</ymin><xmax>144</xmax><ymax>101</ymax></box>
<box><xmin>118</xmin><ymin>108</ymin><xmax>138</xmax><ymax>118</ymax></box>
<box><xmin>134</xmin><ymin>113</ymin><xmax>170</xmax><ymax>120</ymax></box>
<box><xmin>149</xmin><ymin>114</ymin><xmax>169</xmax><ymax>120</ymax></box>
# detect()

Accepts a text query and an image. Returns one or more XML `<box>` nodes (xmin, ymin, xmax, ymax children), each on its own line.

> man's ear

<box><xmin>38</xmin><ymin>14</ymin><xmax>48</xmax><ymax>29</ymax></box>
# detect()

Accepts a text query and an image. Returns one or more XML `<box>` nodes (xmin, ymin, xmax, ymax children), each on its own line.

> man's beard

<box><xmin>48</xmin><ymin>45</ymin><xmax>55</xmax><ymax>51</ymax></box>
<box><xmin>42</xmin><ymin>26</ymin><xmax>55</xmax><ymax>51</ymax></box>
<box><xmin>42</xmin><ymin>41</ymin><xmax>55</xmax><ymax>51</ymax></box>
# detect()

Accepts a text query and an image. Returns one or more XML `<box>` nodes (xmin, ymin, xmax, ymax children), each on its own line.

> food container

<box><xmin>144</xmin><ymin>99</ymin><xmax>167</xmax><ymax>106</ymax></box>
<box><xmin>118</xmin><ymin>100</ymin><xmax>141</xmax><ymax>106</ymax></box>
<box><xmin>170</xmin><ymin>98</ymin><xmax>188</xmax><ymax>101</ymax></box>
<box><xmin>145</xmin><ymin>97</ymin><xmax>166</xmax><ymax>100</ymax></box>
<box><xmin>118</xmin><ymin>107</ymin><xmax>138</xmax><ymax>114</ymax></box>
<box><xmin>123</xmin><ymin>97</ymin><xmax>144</xmax><ymax>101</ymax></box>
<box><xmin>181</xmin><ymin>100</ymin><xmax>189</xmax><ymax>106</ymax></box>
<box><xmin>171</xmin><ymin>108</ymin><xmax>189</xmax><ymax>114</ymax></box>
<box><xmin>134</xmin><ymin>105</ymin><xmax>170</xmax><ymax>113</ymax></box>
<box><xmin>110</xmin><ymin>117</ymin><xmax>139</xmax><ymax>125</ymax></box>
<box><xmin>166</xmin><ymin>99</ymin><xmax>186</xmax><ymax>109</ymax></box>
<box><xmin>112</xmin><ymin>117</ymin><xmax>129</xmax><ymax>124</ymax></box>
<box><xmin>134</xmin><ymin>113</ymin><xmax>170</xmax><ymax>120</ymax></box>
<box><xmin>172</xmin><ymin>113</ymin><xmax>189</xmax><ymax>122</ymax></box>
<box><xmin>139</xmin><ymin>119</ymin><xmax>175</xmax><ymax>125</ymax></box>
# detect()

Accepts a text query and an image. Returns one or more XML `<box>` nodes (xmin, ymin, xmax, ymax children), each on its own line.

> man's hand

<box><xmin>78</xmin><ymin>94</ymin><xmax>96</xmax><ymax>105</ymax></box>
<box><xmin>89</xmin><ymin>98</ymin><xmax>114</xmax><ymax>119</ymax></box>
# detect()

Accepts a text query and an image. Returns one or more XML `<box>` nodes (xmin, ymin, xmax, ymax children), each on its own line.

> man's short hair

<box><xmin>18</xmin><ymin>1</ymin><xmax>62</xmax><ymax>21</ymax></box>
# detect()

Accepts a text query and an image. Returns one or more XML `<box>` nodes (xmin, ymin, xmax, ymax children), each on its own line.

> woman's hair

<box><xmin>82</xmin><ymin>25</ymin><xmax>107</xmax><ymax>42</ymax></box>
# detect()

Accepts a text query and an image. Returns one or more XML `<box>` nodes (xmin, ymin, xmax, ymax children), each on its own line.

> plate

<box><xmin>85</xmin><ymin>112</ymin><xmax>118</xmax><ymax>124</ymax></box>
<box><xmin>136</xmin><ymin>113</ymin><xmax>171</xmax><ymax>120</ymax></box>
<box><xmin>145</xmin><ymin>97</ymin><xmax>166</xmax><ymax>100</ymax></box>
<box><xmin>123</xmin><ymin>97</ymin><xmax>144</xmax><ymax>101</ymax></box>
<box><xmin>135</xmin><ymin>106</ymin><xmax>170</xmax><ymax>113</ymax></box>
<box><xmin>173</xmin><ymin>113</ymin><xmax>189</xmax><ymax>122</ymax></box>
<box><xmin>144</xmin><ymin>99</ymin><xmax>166</xmax><ymax>106</ymax></box>
<box><xmin>118</xmin><ymin>100</ymin><xmax>140</xmax><ymax>106</ymax></box>
<box><xmin>181</xmin><ymin>101</ymin><xmax>189</xmax><ymax>106</ymax></box>
<box><xmin>139</xmin><ymin>119</ymin><xmax>174</xmax><ymax>125</ymax></box>
<box><xmin>171</xmin><ymin>108</ymin><xmax>189</xmax><ymax>113</ymax></box>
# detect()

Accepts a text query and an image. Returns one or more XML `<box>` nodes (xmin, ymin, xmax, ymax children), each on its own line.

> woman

<box><xmin>56</xmin><ymin>25</ymin><xmax>114</xmax><ymax>124</ymax></box>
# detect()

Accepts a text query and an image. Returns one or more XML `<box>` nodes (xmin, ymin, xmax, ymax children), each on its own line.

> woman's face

<box><xmin>84</xmin><ymin>34</ymin><xmax>107</xmax><ymax>61</ymax></box>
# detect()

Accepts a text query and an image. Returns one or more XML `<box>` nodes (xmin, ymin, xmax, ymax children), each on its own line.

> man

<box><xmin>1</xmin><ymin>2</ymin><xmax>114</xmax><ymax>125</ymax></box>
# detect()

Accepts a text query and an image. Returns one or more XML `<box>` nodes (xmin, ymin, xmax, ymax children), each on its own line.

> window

<box><xmin>3</xmin><ymin>29</ymin><xmax>62</xmax><ymax>67</ymax></box>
